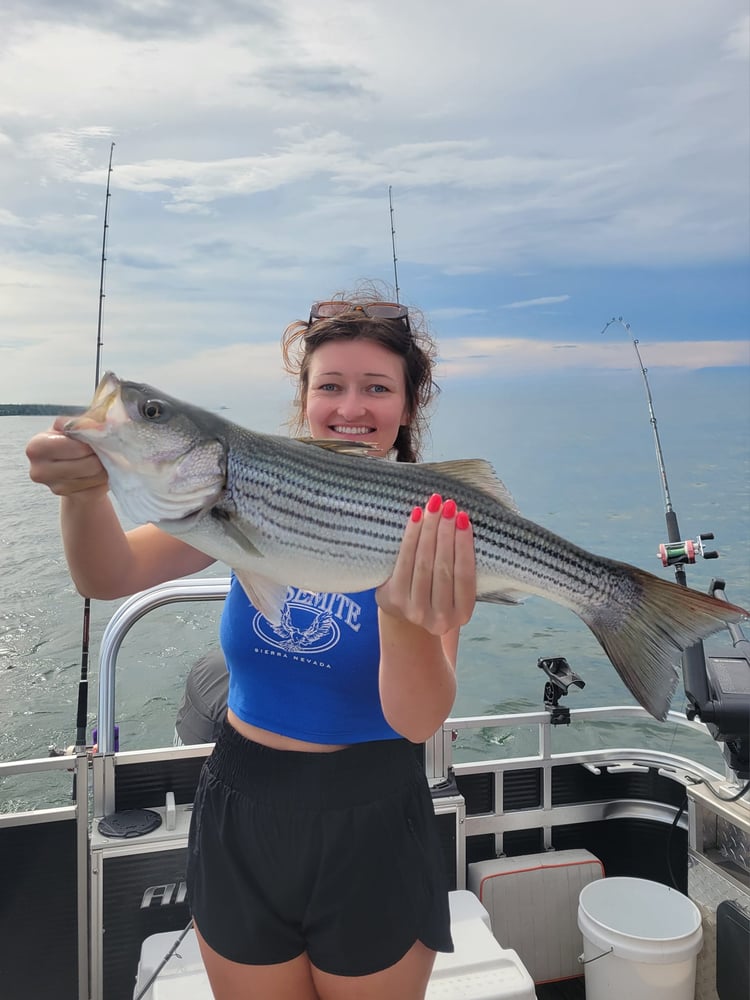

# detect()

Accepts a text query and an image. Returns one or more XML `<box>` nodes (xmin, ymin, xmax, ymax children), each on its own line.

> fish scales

<box><xmin>230</xmin><ymin>430</ymin><xmax>620</xmax><ymax>601</ymax></box>
<box><xmin>225</xmin><ymin>448</ymin><xmax>407</xmax><ymax>562</ymax></box>
<box><xmin>63</xmin><ymin>373</ymin><xmax>750</xmax><ymax>722</ymax></box>
<box><xmin>224</xmin><ymin>433</ymin><xmax>420</xmax><ymax>559</ymax></box>
<box><xmin>220</xmin><ymin>424</ymin><xmax>662</xmax><ymax>611</ymax></box>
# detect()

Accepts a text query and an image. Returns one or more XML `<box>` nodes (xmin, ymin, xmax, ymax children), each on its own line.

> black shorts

<box><xmin>186</xmin><ymin>720</ymin><xmax>453</xmax><ymax>976</ymax></box>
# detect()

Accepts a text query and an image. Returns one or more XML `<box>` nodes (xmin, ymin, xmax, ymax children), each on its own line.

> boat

<box><xmin>1</xmin><ymin>547</ymin><xmax>748</xmax><ymax>1000</ymax></box>
<box><xmin>3</xmin><ymin>331</ymin><xmax>749</xmax><ymax>998</ymax></box>
<box><xmin>3</xmin><ymin>139</ymin><xmax>748</xmax><ymax>997</ymax></box>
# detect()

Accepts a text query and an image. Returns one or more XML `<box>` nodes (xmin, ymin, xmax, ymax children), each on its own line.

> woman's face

<box><xmin>303</xmin><ymin>339</ymin><xmax>409</xmax><ymax>458</ymax></box>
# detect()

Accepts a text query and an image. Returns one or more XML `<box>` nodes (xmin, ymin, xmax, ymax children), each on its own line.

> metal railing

<box><xmin>96</xmin><ymin>576</ymin><xmax>231</xmax><ymax>754</ymax></box>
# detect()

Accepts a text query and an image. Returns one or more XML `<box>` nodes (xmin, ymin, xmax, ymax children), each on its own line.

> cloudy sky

<box><xmin>1</xmin><ymin>0</ymin><xmax>748</xmax><ymax>417</ymax></box>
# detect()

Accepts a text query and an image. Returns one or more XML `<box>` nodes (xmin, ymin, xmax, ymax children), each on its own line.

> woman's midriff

<box><xmin>226</xmin><ymin>708</ymin><xmax>351</xmax><ymax>753</ymax></box>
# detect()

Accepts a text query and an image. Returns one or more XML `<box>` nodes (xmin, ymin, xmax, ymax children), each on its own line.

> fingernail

<box><xmin>442</xmin><ymin>499</ymin><xmax>457</xmax><ymax>519</ymax></box>
<box><xmin>456</xmin><ymin>511</ymin><xmax>470</xmax><ymax>530</ymax></box>
<box><xmin>411</xmin><ymin>506</ymin><xmax>423</xmax><ymax>523</ymax></box>
<box><xmin>427</xmin><ymin>493</ymin><xmax>442</xmax><ymax>514</ymax></box>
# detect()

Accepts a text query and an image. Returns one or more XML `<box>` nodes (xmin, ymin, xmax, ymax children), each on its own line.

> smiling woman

<box><xmin>281</xmin><ymin>287</ymin><xmax>439</xmax><ymax>464</ymax></box>
<box><xmin>25</xmin><ymin>287</ymin><xmax>476</xmax><ymax>1000</ymax></box>
<box><xmin>304</xmin><ymin>338</ymin><xmax>409</xmax><ymax>457</ymax></box>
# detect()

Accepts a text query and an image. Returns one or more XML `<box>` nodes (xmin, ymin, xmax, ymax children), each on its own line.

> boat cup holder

<box><xmin>97</xmin><ymin>808</ymin><xmax>162</xmax><ymax>839</ymax></box>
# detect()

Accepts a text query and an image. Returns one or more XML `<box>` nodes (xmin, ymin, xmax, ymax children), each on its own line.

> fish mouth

<box><xmin>65</xmin><ymin>372</ymin><xmax>122</xmax><ymax>435</ymax></box>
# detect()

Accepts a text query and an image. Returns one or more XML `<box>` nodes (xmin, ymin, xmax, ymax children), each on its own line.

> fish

<box><xmin>64</xmin><ymin>372</ymin><xmax>748</xmax><ymax>722</ymax></box>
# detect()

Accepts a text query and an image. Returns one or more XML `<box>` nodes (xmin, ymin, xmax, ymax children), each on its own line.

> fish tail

<box><xmin>581</xmin><ymin>567</ymin><xmax>748</xmax><ymax>721</ymax></box>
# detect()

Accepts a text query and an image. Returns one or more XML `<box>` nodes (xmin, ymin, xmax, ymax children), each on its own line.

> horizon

<box><xmin>5</xmin><ymin>366</ymin><xmax>749</xmax><ymax>443</ymax></box>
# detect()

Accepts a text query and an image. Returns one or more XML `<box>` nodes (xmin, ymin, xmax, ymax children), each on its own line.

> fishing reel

<box><xmin>658</xmin><ymin>533</ymin><xmax>719</xmax><ymax>567</ymax></box>
<box><xmin>538</xmin><ymin>657</ymin><xmax>585</xmax><ymax>725</ymax></box>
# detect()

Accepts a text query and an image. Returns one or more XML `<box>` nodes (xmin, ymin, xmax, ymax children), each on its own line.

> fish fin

<box><xmin>581</xmin><ymin>566</ymin><xmax>748</xmax><ymax>721</ymax></box>
<box><xmin>478</xmin><ymin>589</ymin><xmax>526</xmax><ymax>606</ymax></box>
<box><xmin>210</xmin><ymin>509</ymin><xmax>286</xmax><ymax>620</ymax></box>
<box><xmin>210</xmin><ymin>508</ymin><xmax>264</xmax><ymax>556</ymax></box>
<box><xmin>421</xmin><ymin>459</ymin><xmax>520</xmax><ymax>513</ymax></box>
<box><xmin>234</xmin><ymin>570</ymin><xmax>289</xmax><ymax>626</ymax></box>
<box><xmin>296</xmin><ymin>437</ymin><xmax>379</xmax><ymax>457</ymax></box>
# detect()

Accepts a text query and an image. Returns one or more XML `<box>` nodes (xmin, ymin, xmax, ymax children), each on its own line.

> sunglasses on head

<box><xmin>308</xmin><ymin>301</ymin><xmax>410</xmax><ymax>331</ymax></box>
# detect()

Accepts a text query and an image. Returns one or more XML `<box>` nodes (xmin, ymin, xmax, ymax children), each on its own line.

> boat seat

<box><xmin>133</xmin><ymin>891</ymin><xmax>536</xmax><ymax>1000</ymax></box>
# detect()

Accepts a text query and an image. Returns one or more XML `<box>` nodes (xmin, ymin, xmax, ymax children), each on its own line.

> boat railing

<box><xmin>436</xmin><ymin>707</ymin><xmax>719</xmax><ymax>778</ymax></box>
<box><xmin>96</xmin><ymin>576</ymin><xmax>231</xmax><ymax>754</ymax></box>
<box><xmin>96</xmin><ymin>577</ymin><xmax>724</xmax><ymax>789</ymax></box>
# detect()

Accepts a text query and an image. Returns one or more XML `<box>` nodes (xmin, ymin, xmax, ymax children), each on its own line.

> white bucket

<box><xmin>577</xmin><ymin>877</ymin><xmax>703</xmax><ymax>1000</ymax></box>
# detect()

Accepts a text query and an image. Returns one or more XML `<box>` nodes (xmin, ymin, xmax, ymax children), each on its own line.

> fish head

<box><xmin>64</xmin><ymin>372</ymin><xmax>226</xmax><ymax>527</ymax></box>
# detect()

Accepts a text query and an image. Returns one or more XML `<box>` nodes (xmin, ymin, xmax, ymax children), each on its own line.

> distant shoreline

<box><xmin>0</xmin><ymin>404</ymin><xmax>84</xmax><ymax>416</ymax></box>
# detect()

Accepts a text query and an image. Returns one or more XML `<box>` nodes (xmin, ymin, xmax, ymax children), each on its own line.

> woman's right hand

<box><xmin>26</xmin><ymin>415</ymin><xmax>109</xmax><ymax>499</ymax></box>
<box><xmin>26</xmin><ymin>417</ymin><xmax>214</xmax><ymax>599</ymax></box>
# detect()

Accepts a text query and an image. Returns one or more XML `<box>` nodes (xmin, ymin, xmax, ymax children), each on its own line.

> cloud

<box><xmin>504</xmin><ymin>296</ymin><xmax>571</xmax><ymax>310</ymax></box>
<box><xmin>0</xmin><ymin>1</ymin><xmax>747</xmax><ymax>407</ymax></box>
<box><xmin>77</xmin><ymin>131</ymin><xmax>359</xmax><ymax>208</ymax></box>
<box><xmin>255</xmin><ymin>64</ymin><xmax>372</xmax><ymax>100</ymax></box>
<box><xmin>723</xmin><ymin>13</ymin><xmax>750</xmax><ymax>58</ymax></box>
<box><xmin>0</xmin><ymin>208</ymin><xmax>26</xmax><ymax>227</ymax></box>
<box><xmin>429</xmin><ymin>308</ymin><xmax>488</xmax><ymax>321</ymax></box>
<box><xmin>441</xmin><ymin>265</ymin><xmax>492</xmax><ymax>277</ymax></box>
<box><xmin>3</xmin><ymin>0</ymin><xmax>278</xmax><ymax>40</ymax></box>
<box><xmin>437</xmin><ymin>338</ymin><xmax>750</xmax><ymax>380</ymax></box>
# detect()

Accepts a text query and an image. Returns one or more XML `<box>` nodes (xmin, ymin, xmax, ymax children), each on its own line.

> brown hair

<box><xmin>280</xmin><ymin>283</ymin><xmax>440</xmax><ymax>462</ymax></box>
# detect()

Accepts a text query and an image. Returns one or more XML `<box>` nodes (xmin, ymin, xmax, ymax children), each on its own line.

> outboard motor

<box><xmin>683</xmin><ymin>580</ymin><xmax>750</xmax><ymax>781</ymax></box>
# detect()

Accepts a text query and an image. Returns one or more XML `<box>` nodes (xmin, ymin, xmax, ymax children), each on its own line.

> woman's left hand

<box><xmin>376</xmin><ymin>493</ymin><xmax>476</xmax><ymax>636</ymax></box>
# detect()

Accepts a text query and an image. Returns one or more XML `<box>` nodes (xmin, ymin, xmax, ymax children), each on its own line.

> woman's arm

<box><xmin>61</xmin><ymin>499</ymin><xmax>213</xmax><ymax>598</ymax></box>
<box><xmin>376</xmin><ymin>496</ymin><xmax>476</xmax><ymax>743</ymax></box>
<box><xmin>377</xmin><ymin>616</ymin><xmax>459</xmax><ymax>743</ymax></box>
<box><xmin>27</xmin><ymin>420</ymin><xmax>213</xmax><ymax>599</ymax></box>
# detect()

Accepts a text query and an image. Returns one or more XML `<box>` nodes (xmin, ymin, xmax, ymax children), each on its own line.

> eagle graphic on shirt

<box><xmin>267</xmin><ymin>604</ymin><xmax>336</xmax><ymax>652</ymax></box>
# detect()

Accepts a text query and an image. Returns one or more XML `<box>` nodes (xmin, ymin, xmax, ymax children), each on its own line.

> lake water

<box><xmin>1</xmin><ymin>367</ymin><xmax>748</xmax><ymax>806</ymax></box>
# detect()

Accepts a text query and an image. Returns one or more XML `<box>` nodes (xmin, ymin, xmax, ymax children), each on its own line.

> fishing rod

<box><xmin>388</xmin><ymin>185</ymin><xmax>401</xmax><ymax>303</ymax></box>
<box><xmin>601</xmin><ymin>318</ymin><xmax>750</xmax><ymax>784</ymax></box>
<box><xmin>600</xmin><ymin>316</ymin><xmax>718</xmax><ymax>587</ymax></box>
<box><xmin>72</xmin><ymin>141</ymin><xmax>115</xmax><ymax>753</ymax></box>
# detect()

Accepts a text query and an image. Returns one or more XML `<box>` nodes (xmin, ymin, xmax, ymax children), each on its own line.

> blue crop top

<box><xmin>219</xmin><ymin>575</ymin><xmax>401</xmax><ymax>744</ymax></box>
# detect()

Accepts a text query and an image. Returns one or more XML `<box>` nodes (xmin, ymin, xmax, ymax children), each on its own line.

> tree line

<box><xmin>0</xmin><ymin>404</ymin><xmax>84</xmax><ymax>416</ymax></box>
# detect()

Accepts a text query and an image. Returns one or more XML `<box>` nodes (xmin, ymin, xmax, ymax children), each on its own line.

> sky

<box><xmin>1</xmin><ymin>0</ymin><xmax>748</xmax><ymax>420</ymax></box>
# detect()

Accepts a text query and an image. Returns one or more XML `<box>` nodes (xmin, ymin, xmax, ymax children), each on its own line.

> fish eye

<box><xmin>141</xmin><ymin>398</ymin><xmax>168</xmax><ymax>421</ymax></box>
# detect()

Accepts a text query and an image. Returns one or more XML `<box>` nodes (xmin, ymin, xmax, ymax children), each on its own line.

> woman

<box><xmin>26</xmin><ymin>292</ymin><xmax>476</xmax><ymax>1000</ymax></box>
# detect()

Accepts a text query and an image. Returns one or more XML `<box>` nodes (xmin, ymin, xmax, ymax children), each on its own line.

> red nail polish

<box><xmin>411</xmin><ymin>506</ymin><xmax>422</xmax><ymax>523</ymax></box>
<box><xmin>456</xmin><ymin>511</ymin><xmax>470</xmax><ymax>530</ymax></box>
<box><xmin>442</xmin><ymin>499</ymin><xmax>457</xmax><ymax>519</ymax></box>
<box><xmin>427</xmin><ymin>493</ymin><xmax>442</xmax><ymax>514</ymax></box>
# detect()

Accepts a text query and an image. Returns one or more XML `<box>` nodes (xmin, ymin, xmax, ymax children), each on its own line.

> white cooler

<box><xmin>134</xmin><ymin>891</ymin><xmax>535</xmax><ymax>1000</ymax></box>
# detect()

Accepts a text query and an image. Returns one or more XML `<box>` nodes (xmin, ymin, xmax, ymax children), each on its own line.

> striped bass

<box><xmin>65</xmin><ymin>372</ymin><xmax>748</xmax><ymax>721</ymax></box>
